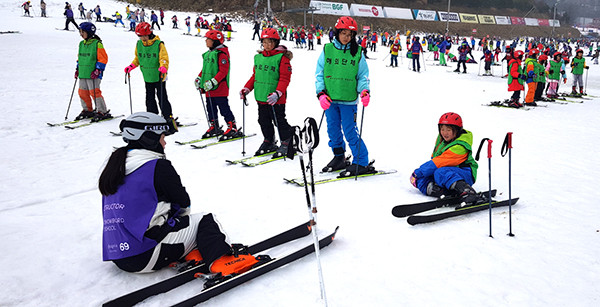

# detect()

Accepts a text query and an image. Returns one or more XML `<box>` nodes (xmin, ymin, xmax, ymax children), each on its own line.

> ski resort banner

<box><xmin>538</xmin><ymin>19</ymin><xmax>550</xmax><ymax>26</ymax></box>
<box><xmin>309</xmin><ymin>1</ymin><xmax>350</xmax><ymax>16</ymax></box>
<box><xmin>438</xmin><ymin>12</ymin><xmax>460</xmax><ymax>23</ymax></box>
<box><xmin>549</xmin><ymin>19</ymin><xmax>561</xmax><ymax>27</ymax></box>
<box><xmin>350</xmin><ymin>4</ymin><xmax>384</xmax><ymax>18</ymax></box>
<box><xmin>524</xmin><ymin>18</ymin><xmax>539</xmax><ymax>26</ymax></box>
<box><xmin>412</xmin><ymin>9</ymin><xmax>438</xmax><ymax>21</ymax></box>
<box><xmin>459</xmin><ymin>13</ymin><xmax>478</xmax><ymax>24</ymax></box>
<box><xmin>495</xmin><ymin>16</ymin><xmax>511</xmax><ymax>25</ymax></box>
<box><xmin>510</xmin><ymin>16</ymin><xmax>525</xmax><ymax>25</ymax></box>
<box><xmin>478</xmin><ymin>15</ymin><xmax>496</xmax><ymax>24</ymax></box>
<box><xmin>383</xmin><ymin>7</ymin><xmax>414</xmax><ymax>20</ymax></box>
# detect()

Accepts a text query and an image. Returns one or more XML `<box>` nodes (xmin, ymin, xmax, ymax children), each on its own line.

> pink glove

<box><xmin>410</xmin><ymin>172</ymin><xmax>418</xmax><ymax>188</ymax></box>
<box><xmin>318</xmin><ymin>92</ymin><xmax>331</xmax><ymax>110</ymax></box>
<box><xmin>158</xmin><ymin>66</ymin><xmax>168</xmax><ymax>74</ymax></box>
<box><xmin>239</xmin><ymin>87</ymin><xmax>250</xmax><ymax>99</ymax></box>
<box><xmin>90</xmin><ymin>69</ymin><xmax>101</xmax><ymax>79</ymax></box>
<box><xmin>266</xmin><ymin>90</ymin><xmax>282</xmax><ymax>105</ymax></box>
<box><xmin>124</xmin><ymin>64</ymin><xmax>137</xmax><ymax>73</ymax></box>
<box><xmin>360</xmin><ymin>89</ymin><xmax>370</xmax><ymax>107</ymax></box>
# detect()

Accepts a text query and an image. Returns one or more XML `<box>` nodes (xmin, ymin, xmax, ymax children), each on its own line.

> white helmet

<box><xmin>119</xmin><ymin>112</ymin><xmax>169</xmax><ymax>149</ymax></box>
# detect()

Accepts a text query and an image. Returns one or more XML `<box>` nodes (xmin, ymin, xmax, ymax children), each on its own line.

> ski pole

<box><xmin>478</xmin><ymin>61</ymin><xmax>482</xmax><ymax>76</ymax></box>
<box><xmin>382</xmin><ymin>52</ymin><xmax>390</xmax><ymax>62</ymax></box>
<box><xmin>501</xmin><ymin>132</ymin><xmax>515</xmax><ymax>237</ymax></box>
<box><xmin>125</xmin><ymin>73</ymin><xmax>133</xmax><ymax>114</ymax></box>
<box><xmin>298</xmin><ymin>119</ymin><xmax>327</xmax><ymax>304</ymax></box>
<box><xmin>242</xmin><ymin>95</ymin><xmax>249</xmax><ymax>156</ymax></box>
<box><xmin>318</xmin><ymin>110</ymin><xmax>325</xmax><ymax>131</ymax></box>
<box><xmin>476</xmin><ymin>138</ymin><xmax>493</xmax><ymax>238</ymax></box>
<box><xmin>584</xmin><ymin>68</ymin><xmax>589</xmax><ymax>95</ymax></box>
<box><xmin>271</xmin><ymin>105</ymin><xmax>282</xmax><ymax>146</ymax></box>
<box><xmin>198</xmin><ymin>91</ymin><xmax>210</xmax><ymax>129</ymax></box>
<box><xmin>65</xmin><ymin>77</ymin><xmax>78</xmax><ymax>120</ymax></box>
<box><xmin>422</xmin><ymin>55</ymin><xmax>426</xmax><ymax>71</ymax></box>
<box><xmin>354</xmin><ymin>105</ymin><xmax>365</xmax><ymax>181</ymax></box>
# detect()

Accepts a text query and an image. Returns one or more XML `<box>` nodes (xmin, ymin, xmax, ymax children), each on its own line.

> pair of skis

<box><xmin>284</xmin><ymin>162</ymin><xmax>397</xmax><ymax>186</ymax></box>
<box><xmin>391</xmin><ymin>190</ymin><xmax>519</xmax><ymax>225</ymax></box>
<box><xmin>103</xmin><ymin>221</ymin><xmax>338</xmax><ymax>306</ymax></box>
<box><xmin>47</xmin><ymin>115</ymin><xmax>124</xmax><ymax>129</ymax></box>
<box><xmin>226</xmin><ymin>151</ymin><xmax>295</xmax><ymax>167</ymax></box>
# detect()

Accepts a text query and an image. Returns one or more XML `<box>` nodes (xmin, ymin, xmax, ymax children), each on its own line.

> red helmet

<box><xmin>539</xmin><ymin>54</ymin><xmax>548</xmax><ymax>61</ymax></box>
<box><xmin>438</xmin><ymin>112</ymin><xmax>463</xmax><ymax>128</ymax></box>
<box><xmin>553</xmin><ymin>51</ymin><xmax>562</xmax><ymax>58</ymax></box>
<box><xmin>528</xmin><ymin>48</ymin><xmax>539</xmax><ymax>56</ymax></box>
<box><xmin>135</xmin><ymin>22</ymin><xmax>152</xmax><ymax>36</ymax></box>
<box><xmin>260</xmin><ymin>28</ymin><xmax>280</xmax><ymax>40</ymax></box>
<box><xmin>335</xmin><ymin>16</ymin><xmax>358</xmax><ymax>31</ymax></box>
<box><xmin>514</xmin><ymin>50</ymin><xmax>524</xmax><ymax>59</ymax></box>
<box><xmin>576</xmin><ymin>49</ymin><xmax>583</xmax><ymax>54</ymax></box>
<box><xmin>205</xmin><ymin>29</ymin><xmax>224</xmax><ymax>44</ymax></box>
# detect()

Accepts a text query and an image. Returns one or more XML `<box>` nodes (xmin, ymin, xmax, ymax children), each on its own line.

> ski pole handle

<box><xmin>487</xmin><ymin>139</ymin><xmax>493</xmax><ymax>159</ymax></box>
<box><xmin>501</xmin><ymin>132</ymin><xmax>512</xmax><ymax>157</ymax></box>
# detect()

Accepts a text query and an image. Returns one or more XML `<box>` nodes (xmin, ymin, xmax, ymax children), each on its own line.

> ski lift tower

<box><xmin>284</xmin><ymin>6</ymin><xmax>319</xmax><ymax>27</ymax></box>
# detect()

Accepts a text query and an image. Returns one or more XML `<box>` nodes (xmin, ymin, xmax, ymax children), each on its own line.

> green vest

<box><xmin>323</xmin><ymin>43</ymin><xmax>362</xmax><ymax>102</ymax></box>
<box><xmin>508</xmin><ymin>61</ymin><xmax>524</xmax><ymax>86</ymax></box>
<box><xmin>535</xmin><ymin>61</ymin><xmax>545</xmax><ymax>83</ymax></box>
<box><xmin>253</xmin><ymin>52</ymin><xmax>284</xmax><ymax>102</ymax></box>
<box><xmin>572</xmin><ymin>57</ymin><xmax>585</xmax><ymax>75</ymax></box>
<box><xmin>137</xmin><ymin>39</ymin><xmax>162</xmax><ymax>83</ymax></box>
<box><xmin>548</xmin><ymin>60</ymin><xmax>562</xmax><ymax>80</ymax></box>
<box><xmin>78</xmin><ymin>39</ymin><xmax>99</xmax><ymax>78</ymax></box>
<box><xmin>201</xmin><ymin>49</ymin><xmax>229</xmax><ymax>90</ymax></box>
<box><xmin>432</xmin><ymin>130</ymin><xmax>478</xmax><ymax>182</ymax></box>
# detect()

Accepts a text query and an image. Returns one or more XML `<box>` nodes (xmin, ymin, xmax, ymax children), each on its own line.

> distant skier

<box><xmin>63</xmin><ymin>4</ymin><xmax>79</xmax><ymax>30</ymax></box>
<box><xmin>22</xmin><ymin>1</ymin><xmax>31</xmax><ymax>17</ymax></box>
<box><xmin>410</xmin><ymin>112</ymin><xmax>479</xmax><ymax>204</ymax></box>
<box><xmin>507</xmin><ymin>50</ymin><xmax>525</xmax><ymax>107</ymax></box>
<box><xmin>171</xmin><ymin>15</ymin><xmax>178</xmax><ymax>29</ymax></box>
<box><xmin>150</xmin><ymin>11</ymin><xmax>160</xmax><ymax>30</ymax></box>
<box><xmin>524</xmin><ymin>49</ymin><xmax>538</xmax><ymax>106</ymax></box>
<box><xmin>570</xmin><ymin>49</ymin><xmax>589</xmax><ymax>95</ymax></box>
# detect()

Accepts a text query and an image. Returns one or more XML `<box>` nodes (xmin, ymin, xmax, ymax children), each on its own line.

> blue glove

<box><xmin>527</xmin><ymin>71</ymin><xmax>535</xmax><ymax>78</ymax></box>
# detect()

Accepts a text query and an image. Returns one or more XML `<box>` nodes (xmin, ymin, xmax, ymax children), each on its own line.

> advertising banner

<box><xmin>510</xmin><ymin>16</ymin><xmax>525</xmax><ymax>25</ymax></box>
<box><xmin>350</xmin><ymin>4</ymin><xmax>384</xmax><ymax>18</ymax></box>
<box><xmin>495</xmin><ymin>16</ymin><xmax>511</xmax><ymax>25</ymax></box>
<box><xmin>538</xmin><ymin>19</ymin><xmax>550</xmax><ymax>26</ymax></box>
<box><xmin>438</xmin><ymin>11</ymin><xmax>460</xmax><ymax>23</ymax></box>
<box><xmin>383</xmin><ymin>7</ymin><xmax>413</xmax><ymax>20</ymax></box>
<box><xmin>309</xmin><ymin>1</ymin><xmax>350</xmax><ymax>16</ymax></box>
<box><xmin>549</xmin><ymin>19</ymin><xmax>561</xmax><ymax>27</ymax></box>
<box><xmin>524</xmin><ymin>18</ymin><xmax>539</xmax><ymax>26</ymax></box>
<box><xmin>478</xmin><ymin>15</ymin><xmax>496</xmax><ymax>24</ymax></box>
<box><xmin>412</xmin><ymin>9</ymin><xmax>438</xmax><ymax>21</ymax></box>
<box><xmin>460</xmin><ymin>13</ymin><xmax>479</xmax><ymax>24</ymax></box>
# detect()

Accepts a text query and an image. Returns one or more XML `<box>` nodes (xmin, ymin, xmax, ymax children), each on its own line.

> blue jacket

<box><xmin>438</xmin><ymin>40</ymin><xmax>448</xmax><ymax>53</ymax></box>
<box><xmin>315</xmin><ymin>38</ymin><xmax>370</xmax><ymax>105</ymax></box>
<box><xmin>410</xmin><ymin>41</ymin><xmax>422</xmax><ymax>54</ymax></box>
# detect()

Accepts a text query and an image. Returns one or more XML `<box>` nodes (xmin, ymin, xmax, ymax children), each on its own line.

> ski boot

<box><xmin>202</xmin><ymin>120</ymin><xmax>223</xmax><ymax>139</ymax></box>
<box><xmin>254</xmin><ymin>140</ymin><xmax>278</xmax><ymax>156</ymax></box>
<box><xmin>339</xmin><ymin>162</ymin><xmax>376</xmax><ymax>177</ymax></box>
<box><xmin>208</xmin><ymin>244</ymin><xmax>261</xmax><ymax>277</ymax></box>
<box><xmin>508</xmin><ymin>98</ymin><xmax>523</xmax><ymax>108</ymax></box>
<box><xmin>322</xmin><ymin>148</ymin><xmax>348</xmax><ymax>172</ymax></box>
<box><xmin>91</xmin><ymin>111</ymin><xmax>113</xmax><ymax>122</ymax></box>
<box><xmin>219</xmin><ymin>121</ymin><xmax>242</xmax><ymax>141</ymax></box>
<box><xmin>580</xmin><ymin>86</ymin><xmax>585</xmax><ymax>96</ymax></box>
<box><xmin>426</xmin><ymin>182</ymin><xmax>448</xmax><ymax>198</ymax></box>
<box><xmin>571</xmin><ymin>86</ymin><xmax>579</xmax><ymax>96</ymax></box>
<box><xmin>453</xmin><ymin>68</ymin><xmax>460</xmax><ymax>73</ymax></box>
<box><xmin>272</xmin><ymin>138</ymin><xmax>294</xmax><ymax>159</ymax></box>
<box><xmin>450</xmin><ymin>180</ymin><xmax>478</xmax><ymax>207</ymax></box>
<box><xmin>524</xmin><ymin>101</ymin><xmax>537</xmax><ymax>107</ymax></box>
<box><xmin>75</xmin><ymin>110</ymin><xmax>95</xmax><ymax>120</ymax></box>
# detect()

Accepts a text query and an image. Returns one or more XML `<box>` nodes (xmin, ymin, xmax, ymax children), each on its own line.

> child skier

<box><xmin>534</xmin><ymin>54</ymin><xmax>548</xmax><ymax>101</ymax></box>
<box><xmin>570</xmin><ymin>49</ymin><xmax>589</xmax><ymax>95</ymax></box>
<box><xmin>113</xmin><ymin>11</ymin><xmax>125</xmax><ymax>28</ymax></box>
<box><xmin>185</xmin><ymin>16</ymin><xmax>191</xmax><ymax>34</ymax></box>
<box><xmin>195</xmin><ymin>30</ymin><xmax>242</xmax><ymax>140</ymax></box>
<box><xmin>410</xmin><ymin>36</ymin><xmax>423</xmax><ymax>72</ymax></box>
<box><xmin>389</xmin><ymin>39</ymin><xmax>400</xmax><ymax>67</ymax></box>
<box><xmin>315</xmin><ymin>16</ymin><xmax>374</xmax><ymax>176</ymax></box>
<box><xmin>410</xmin><ymin>112</ymin><xmax>479</xmax><ymax>204</ymax></box>
<box><xmin>150</xmin><ymin>11</ymin><xmax>160</xmax><ymax>30</ymax></box>
<box><xmin>546</xmin><ymin>52</ymin><xmax>564</xmax><ymax>99</ymax></box>
<box><xmin>124</xmin><ymin>22</ymin><xmax>177</xmax><ymax>133</ymax></box>
<box><xmin>507</xmin><ymin>50</ymin><xmax>525</xmax><ymax>107</ymax></box>
<box><xmin>454</xmin><ymin>42</ymin><xmax>469</xmax><ymax>73</ymax></box>
<box><xmin>480</xmin><ymin>49</ymin><xmax>493</xmax><ymax>76</ymax></box>
<box><xmin>171</xmin><ymin>15</ymin><xmax>178</xmax><ymax>29</ymax></box>
<box><xmin>74</xmin><ymin>22</ymin><xmax>111</xmax><ymax>121</ymax></box>
<box><xmin>101</xmin><ymin>112</ymin><xmax>259</xmax><ymax>275</ymax></box>
<box><xmin>239</xmin><ymin>28</ymin><xmax>295</xmax><ymax>158</ymax></box>
<box><xmin>524</xmin><ymin>49</ymin><xmax>538</xmax><ymax>106</ymax></box>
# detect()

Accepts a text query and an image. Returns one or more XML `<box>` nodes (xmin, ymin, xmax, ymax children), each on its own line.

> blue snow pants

<box><xmin>416</xmin><ymin>166</ymin><xmax>474</xmax><ymax>195</ymax></box>
<box><xmin>325</xmin><ymin>103</ymin><xmax>368</xmax><ymax>166</ymax></box>
<box><xmin>205</xmin><ymin>96</ymin><xmax>235</xmax><ymax>123</ymax></box>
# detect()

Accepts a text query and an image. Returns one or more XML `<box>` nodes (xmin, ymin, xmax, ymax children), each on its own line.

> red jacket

<box><xmin>244</xmin><ymin>46</ymin><xmax>293</xmax><ymax>105</ymax></box>
<box><xmin>199</xmin><ymin>45</ymin><xmax>230</xmax><ymax>97</ymax></box>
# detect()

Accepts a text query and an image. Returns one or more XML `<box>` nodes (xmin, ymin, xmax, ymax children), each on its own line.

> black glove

<box><xmin>585</xmin><ymin>66</ymin><xmax>589</xmax><ymax>69</ymax></box>
<box><xmin>519</xmin><ymin>74</ymin><xmax>527</xmax><ymax>80</ymax></box>
<box><xmin>572</xmin><ymin>63</ymin><xmax>578</xmax><ymax>67</ymax></box>
<box><xmin>549</xmin><ymin>69</ymin><xmax>554</xmax><ymax>74</ymax></box>
<box><xmin>539</xmin><ymin>72</ymin><xmax>544</xmax><ymax>76</ymax></box>
<box><xmin>560</xmin><ymin>70</ymin><xmax>565</xmax><ymax>75</ymax></box>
